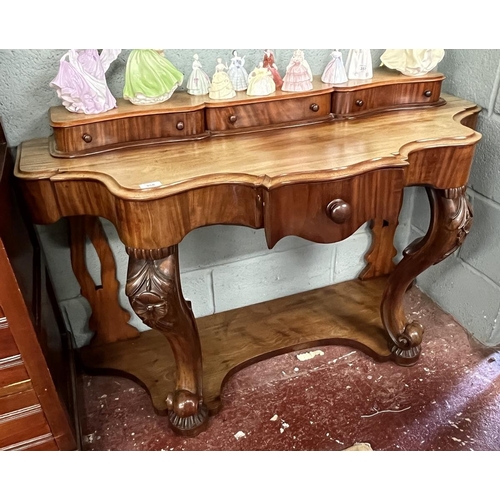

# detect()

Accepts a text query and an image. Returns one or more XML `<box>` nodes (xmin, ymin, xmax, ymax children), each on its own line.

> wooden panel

<box><xmin>0</xmin><ymin>410</ymin><xmax>51</xmax><ymax>448</ymax></box>
<box><xmin>0</xmin><ymin>388</ymin><xmax>39</xmax><ymax>415</ymax></box>
<box><xmin>405</xmin><ymin>144</ymin><xmax>477</xmax><ymax>188</ymax></box>
<box><xmin>0</xmin><ymin>361</ymin><xmax>30</xmax><ymax>392</ymax></box>
<box><xmin>1</xmin><ymin>433</ymin><xmax>57</xmax><ymax>450</ymax></box>
<box><xmin>0</xmin><ymin>316</ymin><xmax>20</xmax><ymax>360</ymax></box>
<box><xmin>53</xmin><ymin>183</ymin><xmax>263</xmax><ymax>249</ymax></box>
<box><xmin>332</xmin><ymin>80</ymin><xmax>443</xmax><ymax>117</ymax></box>
<box><xmin>21</xmin><ymin>437</ymin><xmax>59</xmax><ymax>451</ymax></box>
<box><xmin>264</xmin><ymin>168</ymin><xmax>404</xmax><ymax>248</ymax></box>
<box><xmin>206</xmin><ymin>94</ymin><xmax>331</xmax><ymax>132</ymax></box>
<box><xmin>52</xmin><ymin>110</ymin><xmax>206</xmax><ymax>156</ymax></box>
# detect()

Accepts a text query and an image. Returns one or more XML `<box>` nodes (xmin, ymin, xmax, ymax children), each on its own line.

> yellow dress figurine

<box><xmin>209</xmin><ymin>58</ymin><xmax>236</xmax><ymax>100</ymax></box>
<box><xmin>123</xmin><ymin>49</ymin><xmax>183</xmax><ymax>105</ymax></box>
<box><xmin>246</xmin><ymin>62</ymin><xmax>276</xmax><ymax>96</ymax></box>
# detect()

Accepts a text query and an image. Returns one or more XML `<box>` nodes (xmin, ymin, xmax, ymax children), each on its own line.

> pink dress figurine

<box><xmin>321</xmin><ymin>49</ymin><xmax>348</xmax><ymax>84</ymax></box>
<box><xmin>282</xmin><ymin>49</ymin><xmax>313</xmax><ymax>92</ymax></box>
<box><xmin>263</xmin><ymin>49</ymin><xmax>283</xmax><ymax>89</ymax></box>
<box><xmin>50</xmin><ymin>49</ymin><xmax>121</xmax><ymax>114</ymax></box>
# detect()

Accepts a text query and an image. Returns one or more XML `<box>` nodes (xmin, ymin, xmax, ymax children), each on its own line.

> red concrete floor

<box><xmin>79</xmin><ymin>286</ymin><xmax>500</xmax><ymax>451</ymax></box>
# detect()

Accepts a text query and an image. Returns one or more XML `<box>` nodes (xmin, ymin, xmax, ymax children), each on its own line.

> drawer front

<box><xmin>206</xmin><ymin>94</ymin><xmax>331</xmax><ymax>132</ymax></box>
<box><xmin>53</xmin><ymin>110</ymin><xmax>206</xmax><ymax>154</ymax></box>
<box><xmin>332</xmin><ymin>81</ymin><xmax>442</xmax><ymax>116</ymax></box>
<box><xmin>264</xmin><ymin>168</ymin><xmax>405</xmax><ymax>248</ymax></box>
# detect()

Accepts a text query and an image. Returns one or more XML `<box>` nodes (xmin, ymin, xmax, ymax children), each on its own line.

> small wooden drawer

<box><xmin>264</xmin><ymin>168</ymin><xmax>405</xmax><ymax>248</ymax></box>
<box><xmin>332</xmin><ymin>80</ymin><xmax>443</xmax><ymax>117</ymax></box>
<box><xmin>206</xmin><ymin>94</ymin><xmax>332</xmax><ymax>133</ymax></box>
<box><xmin>51</xmin><ymin>110</ymin><xmax>206</xmax><ymax>157</ymax></box>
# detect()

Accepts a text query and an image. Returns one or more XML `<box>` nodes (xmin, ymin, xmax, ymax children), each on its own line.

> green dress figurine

<box><xmin>123</xmin><ymin>49</ymin><xmax>183</xmax><ymax>105</ymax></box>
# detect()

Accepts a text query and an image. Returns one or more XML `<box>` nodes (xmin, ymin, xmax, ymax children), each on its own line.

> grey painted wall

<box><xmin>411</xmin><ymin>50</ymin><xmax>500</xmax><ymax>346</ymax></box>
<box><xmin>2</xmin><ymin>48</ymin><xmax>477</xmax><ymax>348</ymax></box>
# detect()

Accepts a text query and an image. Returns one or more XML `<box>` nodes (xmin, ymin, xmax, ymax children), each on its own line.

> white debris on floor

<box><xmin>296</xmin><ymin>350</ymin><xmax>325</xmax><ymax>362</ymax></box>
<box><xmin>234</xmin><ymin>431</ymin><xmax>246</xmax><ymax>440</ymax></box>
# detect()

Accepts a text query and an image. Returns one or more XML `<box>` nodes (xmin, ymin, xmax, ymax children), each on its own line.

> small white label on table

<box><xmin>139</xmin><ymin>181</ymin><xmax>162</xmax><ymax>189</ymax></box>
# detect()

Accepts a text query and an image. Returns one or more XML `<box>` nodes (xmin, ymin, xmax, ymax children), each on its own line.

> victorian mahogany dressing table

<box><xmin>14</xmin><ymin>68</ymin><xmax>481</xmax><ymax>436</ymax></box>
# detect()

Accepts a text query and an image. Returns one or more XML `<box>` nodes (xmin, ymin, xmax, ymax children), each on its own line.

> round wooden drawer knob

<box><xmin>355</xmin><ymin>99</ymin><xmax>364</xmax><ymax>107</ymax></box>
<box><xmin>229</xmin><ymin>115</ymin><xmax>238</xmax><ymax>123</ymax></box>
<box><xmin>82</xmin><ymin>133</ymin><xmax>92</xmax><ymax>143</ymax></box>
<box><xmin>310</xmin><ymin>103</ymin><xmax>319</xmax><ymax>112</ymax></box>
<box><xmin>176</xmin><ymin>121</ymin><xmax>184</xmax><ymax>130</ymax></box>
<box><xmin>326</xmin><ymin>199</ymin><xmax>352</xmax><ymax>224</ymax></box>
<box><xmin>424</xmin><ymin>90</ymin><xmax>432</xmax><ymax>97</ymax></box>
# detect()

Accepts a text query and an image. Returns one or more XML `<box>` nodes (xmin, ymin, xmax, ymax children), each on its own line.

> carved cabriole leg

<box><xmin>381</xmin><ymin>186</ymin><xmax>473</xmax><ymax>366</ymax></box>
<box><xmin>125</xmin><ymin>245</ymin><xmax>208</xmax><ymax>436</ymax></box>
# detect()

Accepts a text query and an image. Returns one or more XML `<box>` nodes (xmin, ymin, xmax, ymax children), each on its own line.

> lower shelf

<box><xmin>80</xmin><ymin>277</ymin><xmax>394</xmax><ymax>415</ymax></box>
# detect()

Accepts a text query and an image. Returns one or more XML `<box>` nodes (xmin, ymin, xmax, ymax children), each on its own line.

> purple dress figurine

<box><xmin>50</xmin><ymin>49</ymin><xmax>121</xmax><ymax>114</ymax></box>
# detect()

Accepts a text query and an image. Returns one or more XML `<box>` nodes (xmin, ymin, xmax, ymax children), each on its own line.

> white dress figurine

<box><xmin>321</xmin><ymin>49</ymin><xmax>348</xmax><ymax>84</ymax></box>
<box><xmin>187</xmin><ymin>54</ymin><xmax>211</xmax><ymax>95</ymax></box>
<box><xmin>380</xmin><ymin>49</ymin><xmax>445</xmax><ymax>77</ymax></box>
<box><xmin>345</xmin><ymin>49</ymin><xmax>373</xmax><ymax>80</ymax></box>
<box><xmin>228</xmin><ymin>50</ymin><xmax>249</xmax><ymax>91</ymax></box>
<box><xmin>282</xmin><ymin>49</ymin><xmax>313</xmax><ymax>92</ymax></box>
<box><xmin>209</xmin><ymin>58</ymin><xmax>236</xmax><ymax>100</ymax></box>
<box><xmin>246</xmin><ymin>62</ymin><xmax>276</xmax><ymax>96</ymax></box>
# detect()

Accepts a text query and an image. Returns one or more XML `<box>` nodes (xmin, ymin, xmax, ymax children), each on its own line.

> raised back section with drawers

<box><xmin>48</xmin><ymin>68</ymin><xmax>445</xmax><ymax>158</ymax></box>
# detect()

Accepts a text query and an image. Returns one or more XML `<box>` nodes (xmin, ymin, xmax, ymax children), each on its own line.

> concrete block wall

<box><xmin>410</xmin><ymin>50</ymin><xmax>500</xmax><ymax>346</ymax></box>
<box><xmin>0</xmin><ymin>48</ymin><xmax>417</xmax><ymax>346</ymax></box>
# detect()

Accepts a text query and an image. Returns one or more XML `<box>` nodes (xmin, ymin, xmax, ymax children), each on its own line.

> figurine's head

<box><xmin>232</xmin><ymin>50</ymin><xmax>238</xmax><ymax>57</ymax></box>
<box><xmin>193</xmin><ymin>54</ymin><xmax>199</xmax><ymax>60</ymax></box>
<box><xmin>217</xmin><ymin>57</ymin><xmax>222</xmax><ymax>63</ymax></box>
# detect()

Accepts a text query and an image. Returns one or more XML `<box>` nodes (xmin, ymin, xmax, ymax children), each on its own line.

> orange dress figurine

<box><xmin>263</xmin><ymin>49</ymin><xmax>283</xmax><ymax>89</ymax></box>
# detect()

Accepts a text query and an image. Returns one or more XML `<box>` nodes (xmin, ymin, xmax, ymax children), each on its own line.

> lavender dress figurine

<box><xmin>321</xmin><ymin>50</ymin><xmax>348</xmax><ymax>84</ymax></box>
<box><xmin>50</xmin><ymin>49</ymin><xmax>121</xmax><ymax>114</ymax></box>
<box><xmin>227</xmin><ymin>50</ymin><xmax>249</xmax><ymax>91</ymax></box>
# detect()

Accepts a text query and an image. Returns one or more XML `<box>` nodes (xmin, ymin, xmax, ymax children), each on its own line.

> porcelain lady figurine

<box><xmin>209</xmin><ymin>58</ymin><xmax>236</xmax><ymax>100</ymax></box>
<box><xmin>50</xmin><ymin>49</ymin><xmax>121</xmax><ymax>114</ymax></box>
<box><xmin>228</xmin><ymin>50</ymin><xmax>249</xmax><ymax>91</ymax></box>
<box><xmin>246</xmin><ymin>62</ymin><xmax>276</xmax><ymax>96</ymax></box>
<box><xmin>263</xmin><ymin>49</ymin><xmax>283</xmax><ymax>89</ymax></box>
<box><xmin>345</xmin><ymin>49</ymin><xmax>373</xmax><ymax>80</ymax></box>
<box><xmin>123</xmin><ymin>49</ymin><xmax>183</xmax><ymax>105</ymax></box>
<box><xmin>321</xmin><ymin>49</ymin><xmax>348</xmax><ymax>84</ymax></box>
<box><xmin>186</xmin><ymin>54</ymin><xmax>211</xmax><ymax>95</ymax></box>
<box><xmin>380</xmin><ymin>49</ymin><xmax>445</xmax><ymax>77</ymax></box>
<box><xmin>282</xmin><ymin>49</ymin><xmax>313</xmax><ymax>92</ymax></box>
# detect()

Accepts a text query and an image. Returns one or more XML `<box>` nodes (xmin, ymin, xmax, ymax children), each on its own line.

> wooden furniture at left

<box><xmin>0</xmin><ymin>121</ymin><xmax>77</xmax><ymax>450</ymax></box>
